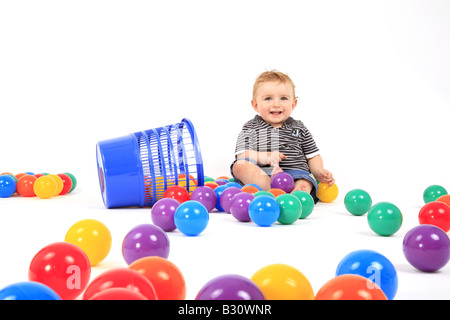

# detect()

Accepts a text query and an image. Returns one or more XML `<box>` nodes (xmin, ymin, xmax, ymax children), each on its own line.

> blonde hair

<box><xmin>252</xmin><ymin>70</ymin><xmax>296</xmax><ymax>100</ymax></box>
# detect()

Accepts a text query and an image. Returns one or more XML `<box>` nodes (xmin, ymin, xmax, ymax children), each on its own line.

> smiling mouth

<box><xmin>270</xmin><ymin>111</ymin><xmax>282</xmax><ymax>115</ymax></box>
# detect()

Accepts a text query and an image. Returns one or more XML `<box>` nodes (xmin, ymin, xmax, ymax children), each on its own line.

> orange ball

<box><xmin>17</xmin><ymin>175</ymin><xmax>37</xmax><ymax>197</ymax></box>
<box><xmin>436</xmin><ymin>195</ymin><xmax>450</xmax><ymax>207</ymax></box>
<box><xmin>241</xmin><ymin>185</ymin><xmax>260</xmax><ymax>194</ymax></box>
<box><xmin>315</xmin><ymin>274</ymin><xmax>387</xmax><ymax>300</ymax></box>
<box><xmin>129</xmin><ymin>257</ymin><xmax>186</xmax><ymax>300</ymax></box>
<box><xmin>268</xmin><ymin>188</ymin><xmax>286</xmax><ymax>197</ymax></box>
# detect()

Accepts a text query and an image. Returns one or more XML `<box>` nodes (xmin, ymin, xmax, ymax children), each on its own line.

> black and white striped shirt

<box><xmin>234</xmin><ymin>115</ymin><xmax>320</xmax><ymax>172</ymax></box>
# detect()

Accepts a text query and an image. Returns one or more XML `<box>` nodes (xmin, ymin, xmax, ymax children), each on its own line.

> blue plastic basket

<box><xmin>96</xmin><ymin>118</ymin><xmax>204</xmax><ymax>208</ymax></box>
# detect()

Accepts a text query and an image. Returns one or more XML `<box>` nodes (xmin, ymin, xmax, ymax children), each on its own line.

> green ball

<box><xmin>276</xmin><ymin>194</ymin><xmax>302</xmax><ymax>224</ymax></box>
<box><xmin>423</xmin><ymin>185</ymin><xmax>448</xmax><ymax>203</ymax></box>
<box><xmin>291</xmin><ymin>190</ymin><xmax>314</xmax><ymax>219</ymax></box>
<box><xmin>254</xmin><ymin>190</ymin><xmax>275</xmax><ymax>198</ymax></box>
<box><xmin>344</xmin><ymin>189</ymin><xmax>372</xmax><ymax>216</ymax></box>
<box><xmin>367</xmin><ymin>202</ymin><xmax>402</xmax><ymax>236</ymax></box>
<box><xmin>204</xmin><ymin>176</ymin><xmax>215</xmax><ymax>183</ymax></box>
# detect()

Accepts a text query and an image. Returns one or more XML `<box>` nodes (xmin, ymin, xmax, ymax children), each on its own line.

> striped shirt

<box><xmin>234</xmin><ymin>115</ymin><xmax>320</xmax><ymax>172</ymax></box>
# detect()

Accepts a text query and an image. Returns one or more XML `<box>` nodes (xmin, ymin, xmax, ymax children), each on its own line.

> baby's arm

<box><xmin>307</xmin><ymin>155</ymin><xmax>335</xmax><ymax>186</ymax></box>
<box><xmin>237</xmin><ymin>150</ymin><xmax>287</xmax><ymax>167</ymax></box>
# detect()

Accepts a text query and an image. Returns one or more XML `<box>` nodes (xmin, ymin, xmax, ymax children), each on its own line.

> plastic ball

<box><xmin>276</xmin><ymin>193</ymin><xmax>302</xmax><ymax>224</ymax></box>
<box><xmin>317</xmin><ymin>182</ymin><xmax>339</xmax><ymax>203</ymax></box>
<box><xmin>163</xmin><ymin>185</ymin><xmax>190</xmax><ymax>203</ymax></box>
<box><xmin>367</xmin><ymin>202</ymin><xmax>403</xmax><ymax>236</ymax></box>
<box><xmin>83</xmin><ymin>268</ymin><xmax>157</xmax><ymax>300</ymax></box>
<box><xmin>219</xmin><ymin>186</ymin><xmax>242</xmax><ymax>213</ymax></box>
<box><xmin>151</xmin><ymin>198</ymin><xmax>180</xmax><ymax>231</ymax></box>
<box><xmin>214</xmin><ymin>179</ymin><xmax>228</xmax><ymax>186</ymax></box>
<box><xmin>270</xmin><ymin>172</ymin><xmax>295</xmax><ymax>193</ymax></box>
<box><xmin>57</xmin><ymin>173</ymin><xmax>73</xmax><ymax>195</ymax></box>
<box><xmin>251</xmin><ymin>264</ymin><xmax>314</xmax><ymax>300</ymax></box>
<box><xmin>33</xmin><ymin>175</ymin><xmax>57</xmax><ymax>199</ymax></box>
<box><xmin>423</xmin><ymin>185</ymin><xmax>448</xmax><ymax>203</ymax></box>
<box><xmin>48</xmin><ymin>174</ymin><xmax>64</xmax><ymax>196</ymax></box>
<box><xmin>254</xmin><ymin>190</ymin><xmax>275</xmax><ymax>198</ymax></box>
<box><xmin>174</xmin><ymin>200</ymin><xmax>209</xmax><ymax>236</ymax></box>
<box><xmin>241</xmin><ymin>185</ymin><xmax>260</xmax><ymax>194</ymax></box>
<box><xmin>418</xmin><ymin>201</ymin><xmax>450</xmax><ymax>232</ymax></box>
<box><xmin>225</xmin><ymin>182</ymin><xmax>242</xmax><ymax>189</ymax></box>
<box><xmin>213</xmin><ymin>185</ymin><xmax>228</xmax><ymax>211</ymax></box>
<box><xmin>436</xmin><ymin>194</ymin><xmax>450</xmax><ymax>207</ymax></box>
<box><xmin>0</xmin><ymin>175</ymin><xmax>16</xmax><ymax>198</ymax></box>
<box><xmin>190</xmin><ymin>186</ymin><xmax>217</xmax><ymax>212</ymax></box>
<box><xmin>129</xmin><ymin>256</ymin><xmax>186</xmax><ymax>300</ymax></box>
<box><xmin>268</xmin><ymin>188</ymin><xmax>285</xmax><ymax>197</ymax></box>
<box><xmin>196</xmin><ymin>274</ymin><xmax>265</xmax><ymax>300</ymax></box>
<box><xmin>344</xmin><ymin>189</ymin><xmax>372</xmax><ymax>216</ymax></box>
<box><xmin>315</xmin><ymin>274</ymin><xmax>387</xmax><ymax>300</ymax></box>
<box><xmin>291</xmin><ymin>190</ymin><xmax>314</xmax><ymax>219</ymax></box>
<box><xmin>402</xmin><ymin>225</ymin><xmax>450</xmax><ymax>272</ymax></box>
<box><xmin>204</xmin><ymin>182</ymin><xmax>219</xmax><ymax>190</ymax></box>
<box><xmin>64</xmin><ymin>219</ymin><xmax>112</xmax><ymax>266</ymax></box>
<box><xmin>248</xmin><ymin>195</ymin><xmax>280</xmax><ymax>227</ymax></box>
<box><xmin>28</xmin><ymin>242</ymin><xmax>91</xmax><ymax>300</ymax></box>
<box><xmin>229</xmin><ymin>192</ymin><xmax>254</xmax><ymax>222</ymax></box>
<box><xmin>64</xmin><ymin>172</ymin><xmax>77</xmax><ymax>193</ymax></box>
<box><xmin>0</xmin><ymin>281</ymin><xmax>61</xmax><ymax>300</ymax></box>
<box><xmin>89</xmin><ymin>287</ymin><xmax>147</xmax><ymax>300</ymax></box>
<box><xmin>335</xmin><ymin>249</ymin><xmax>398</xmax><ymax>300</ymax></box>
<box><xmin>122</xmin><ymin>224</ymin><xmax>170</xmax><ymax>264</ymax></box>
<box><xmin>16</xmin><ymin>174</ymin><xmax>37</xmax><ymax>197</ymax></box>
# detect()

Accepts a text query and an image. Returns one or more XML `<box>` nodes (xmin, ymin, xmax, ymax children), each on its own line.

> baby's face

<box><xmin>251</xmin><ymin>81</ymin><xmax>297</xmax><ymax>128</ymax></box>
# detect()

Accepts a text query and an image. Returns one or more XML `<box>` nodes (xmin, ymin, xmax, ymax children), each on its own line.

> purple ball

<box><xmin>122</xmin><ymin>224</ymin><xmax>170</xmax><ymax>265</ymax></box>
<box><xmin>151</xmin><ymin>198</ymin><xmax>179</xmax><ymax>231</ymax></box>
<box><xmin>219</xmin><ymin>187</ymin><xmax>242</xmax><ymax>213</ymax></box>
<box><xmin>270</xmin><ymin>172</ymin><xmax>295</xmax><ymax>193</ymax></box>
<box><xmin>230</xmin><ymin>192</ymin><xmax>254</xmax><ymax>222</ymax></box>
<box><xmin>403</xmin><ymin>225</ymin><xmax>450</xmax><ymax>272</ymax></box>
<box><xmin>190</xmin><ymin>186</ymin><xmax>217</xmax><ymax>212</ymax></box>
<box><xmin>196</xmin><ymin>274</ymin><xmax>265</xmax><ymax>300</ymax></box>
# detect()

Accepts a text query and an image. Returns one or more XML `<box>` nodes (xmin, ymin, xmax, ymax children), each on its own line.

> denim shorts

<box><xmin>230</xmin><ymin>158</ymin><xmax>319</xmax><ymax>203</ymax></box>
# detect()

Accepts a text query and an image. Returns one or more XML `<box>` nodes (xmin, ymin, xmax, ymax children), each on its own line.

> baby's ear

<box><xmin>251</xmin><ymin>100</ymin><xmax>259</xmax><ymax>112</ymax></box>
<box><xmin>292</xmin><ymin>98</ymin><xmax>298</xmax><ymax>110</ymax></box>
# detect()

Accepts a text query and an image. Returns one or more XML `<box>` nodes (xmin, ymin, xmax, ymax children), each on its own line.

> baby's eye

<box><xmin>264</xmin><ymin>97</ymin><xmax>272</xmax><ymax>101</ymax></box>
<box><xmin>281</xmin><ymin>97</ymin><xmax>289</xmax><ymax>101</ymax></box>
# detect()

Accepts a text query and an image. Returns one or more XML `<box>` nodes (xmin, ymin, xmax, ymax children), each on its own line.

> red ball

<box><xmin>57</xmin><ymin>173</ymin><xmax>73</xmax><ymax>195</ymax></box>
<box><xmin>16</xmin><ymin>174</ymin><xmax>37</xmax><ymax>197</ymax></box>
<box><xmin>163</xmin><ymin>185</ymin><xmax>190</xmax><ymax>203</ymax></box>
<box><xmin>28</xmin><ymin>242</ymin><xmax>91</xmax><ymax>300</ymax></box>
<box><xmin>89</xmin><ymin>287</ymin><xmax>147</xmax><ymax>300</ymax></box>
<box><xmin>83</xmin><ymin>268</ymin><xmax>157</xmax><ymax>300</ymax></box>
<box><xmin>418</xmin><ymin>201</ymin><xmax>450</xmax><ymax>233</ymax></box>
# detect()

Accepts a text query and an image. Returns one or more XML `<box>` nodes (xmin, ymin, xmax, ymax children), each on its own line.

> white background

<box><xmin>1</xmin><ymin>0</ymin><xmax>449</xmax><ymax>300</ymax></box>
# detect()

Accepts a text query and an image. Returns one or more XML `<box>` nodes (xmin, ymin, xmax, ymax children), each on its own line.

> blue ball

<box><xmin>248</xmin><ymin>195</ymin><xmax>280</xmax><ymax>227</ymax></box>
<box><xmin>225</xmin><ymin>182</ymin><xmax>242</xmax><ymax>189</ymax></box>
<box><xmin>0</xmin><ymin>175</ymin><xmax>16</xmax><ymax>198</ymax></box>
<box><xmin>214</xmin><ymin>185</ymin><xmax>228</xmax><ymax>211</ymax></box>
<box><xmin>0</xmin><ymin>281</ymin><xmax>61</xmax><ymax>300</ymax></box>
<box><xmin>335</xmin><ymin>249</ymin><xmax>398</xmax><ymax>300</ymax></box>
<box><xmin>174</xmin><ymin>200</ymin><xmax>209</xmax><ymax>236</ymax></box>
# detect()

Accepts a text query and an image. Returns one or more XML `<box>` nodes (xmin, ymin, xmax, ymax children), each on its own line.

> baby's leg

<box><xmin>292</xmin><ymin>179</ymin><xmax>313</xmax><ymax>193</ymax></box>
<box><xmin>232</xmin><ymin>159</ymin><xmax>271</xmax><ymax>190</ymax></box>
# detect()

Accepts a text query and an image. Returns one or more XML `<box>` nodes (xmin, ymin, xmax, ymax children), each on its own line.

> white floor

<box><xmin>0</xmin><ymin>175</ymin><xmax>448</xmax><ymax>300</ymax></box>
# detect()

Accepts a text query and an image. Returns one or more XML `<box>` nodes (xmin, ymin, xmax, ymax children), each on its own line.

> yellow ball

<box><xmin>33</xmin><ymin>176</ymin><xmax>57</xmax><ymax>199</ymax></box>
<box><xmin>250</xmin><ymin>263</ymin><xmax>314</xmax><ymax>300</ymax></box>
<box><xmin>48</xmin><ymin>174</ymin><xmax>64</xmax><ymax>196</ymax></box>
<box><xmin>64</xmin><ymin>219</ymin><xmax>112</xmax><ymax>266</ymax></box>
<box><xmin>317</xmin><ymin>182</ymin><xmax>339</xmax><ymax>203</ymax></box>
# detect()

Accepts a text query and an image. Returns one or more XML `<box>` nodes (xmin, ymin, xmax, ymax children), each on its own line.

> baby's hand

<box><xmin>258</xmin><ymin>151</ymin><xmax>287</xmax><ymax>167</ymax></box>
<box><xmin>315</xmin><ymin>169</ymin><xmax>335</xmax><ymax>186</ymax></box>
